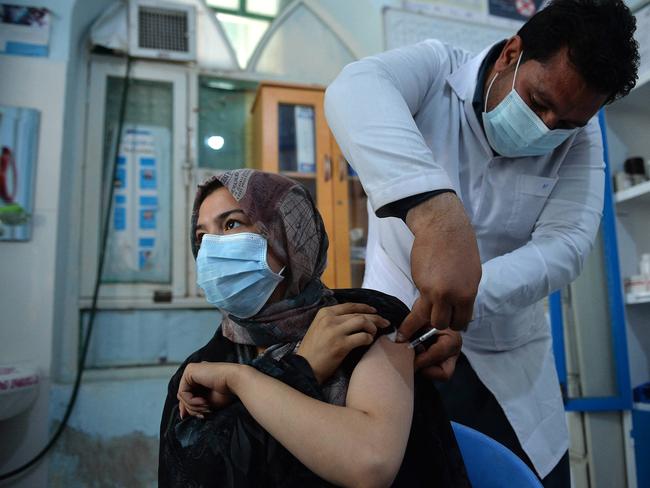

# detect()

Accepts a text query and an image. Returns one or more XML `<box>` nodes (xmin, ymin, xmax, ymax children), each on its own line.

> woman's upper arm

<box><xmin>347</xmin><ymin>335</ymin><xmax>414</xmax><ymax>413</ymax></box>
<box><xmin>345</xmin><ymin>337</ymin><xmax>415</xmax><ymax>480</ymax></box>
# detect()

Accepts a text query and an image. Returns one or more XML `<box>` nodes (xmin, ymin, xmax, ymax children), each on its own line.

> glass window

<box><xmin>197</xmin><ymin>77</ymin><xmax>256</xmax><ymax>170</ymax></box>
<box><xmin>247</xmin><ymin>0</ymin><xmax>280</xmax><ymax>17</ymax></box>
<box><xmin>206</xmin><ymin>0</ymin><xmax>239</xmax><ymax>10</ymax></box>
<box><xmin>216</xmin><ymin>12</ymin><xmax>269</xmax><ymax>68</ymax></box>
<box><xmin>278</xmin><ymin>103</ymin><xmax>316</xmax><ymax>175</ymax></box>
<box><xmin>102</xmin><ymin>78</ymin><xmax>173</xmax><ymax>284</ymax></box>
<box><xmin>276</xmin><ymin>103</ymin><xmax>317</xmax><ymax>202</ymax></box>
<box><xmin>253</xmin><ymin>4</ymin><xmax>355</xmax><ymax>83</ymax></box>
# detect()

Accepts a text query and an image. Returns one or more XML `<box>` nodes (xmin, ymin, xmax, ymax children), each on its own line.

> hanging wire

<box><xmin>0</xmin><ymin>55</ymin><xmax>133</xmax><ymax>482</ymax></box>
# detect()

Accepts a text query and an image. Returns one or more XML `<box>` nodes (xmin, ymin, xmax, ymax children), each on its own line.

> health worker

<box><xmin>324</xmin><ymin>1</ymin><xmax>640</xmax><ymax>486</ymax></box>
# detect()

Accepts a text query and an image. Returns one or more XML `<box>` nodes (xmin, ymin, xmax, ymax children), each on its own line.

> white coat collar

<box><xmin>446</xmin><ymin>43</ymin><xmax>501</xmax><ymax>156</ymax></box>
<box><xmin>446</xmin><ymin>42</ymin><xmax>501</xmax><ymax>102</ymax></box>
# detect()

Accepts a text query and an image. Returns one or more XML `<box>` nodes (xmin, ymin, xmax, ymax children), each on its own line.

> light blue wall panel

<box><xmin>81</xmin><ymin>309</ymin><xmax>222</xmax><ymax>368</ymax></box>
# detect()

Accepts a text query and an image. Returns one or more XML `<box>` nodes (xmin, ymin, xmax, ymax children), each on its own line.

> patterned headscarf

<box><xmin>191</xmin><ymin>169</ymin><xmax>337</xmax><ymax>348</ymax></box>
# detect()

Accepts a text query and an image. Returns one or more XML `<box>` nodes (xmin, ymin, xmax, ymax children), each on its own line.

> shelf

<box><xmin>281</xmin><ymin>171</ymin><xmax>316</xmax><ymax>179</ymax></box>
<box><xmin>614</xmin><ymin>180</ymin><xmax>650</xmax><ymax>204</ymax></box>
<box><xmin>633</xmin><ymin>402</ymin><xmax>650</xmax><ymax>412</ymax></box>
<box><xmin>626</xmin><ymin>292</ymin><xmax>650</xmax><ymax>305</ymax></box>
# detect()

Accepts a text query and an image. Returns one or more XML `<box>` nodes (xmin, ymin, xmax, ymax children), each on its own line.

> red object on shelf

<box><xmin>0</xmin><ymin>146</ymin><xmax>18</xmax><ymax>203</ymax></box>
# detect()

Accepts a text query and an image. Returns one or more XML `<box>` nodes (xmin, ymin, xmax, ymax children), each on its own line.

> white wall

<box><xmin>0</xmin><ymin>1</ymin><xmax>114</xmax><ymax>486</ymax></box>
<box><xmin>0</xmin><ymin>53</ymin><xmax>68</xmax><ymax>488</ymax></box>
<box><xmin>312</xmin><ymin>0</ymin><xmax>401</xmax><ymax>57</ymax></box>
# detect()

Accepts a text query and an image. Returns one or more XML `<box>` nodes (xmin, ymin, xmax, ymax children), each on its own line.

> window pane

<box><xmin>198</xmin><ymin>77</ymin><xmax>256</xmax><ymax>170</ymax></box>
<box><xmin>216</xmin><ymin>12</ymin><xmax>269</xmax><ymax>68</ymax></box>
<box><xmin>277</xmin><ymin>103</ymin><xmax>317</xmax><ymax>202</ymax></box>
<box><xmin>247</xmin><ymin>0</ymin><xmax>279</xmax><ymax>16</ymax></box>
<box><xmin>102</xmin><ymin>78</ymin><xmax>172</xmax><ymax>284</ymax></box>
<box><xmin>206</xmin><ymin>0</ymin><xmax>239</xmax><ymax>10</ymax></box>
<box><xmin>253</xmin><ymin>5</ymin><xmax>354</xmax><ymax>83</ymax></box>
<box><xmin>278</xmin><ymin>104</ymin><xmax>316</xmax><ymax>174</ymax></box>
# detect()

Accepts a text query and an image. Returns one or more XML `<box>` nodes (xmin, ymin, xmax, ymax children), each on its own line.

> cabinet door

<box><xmin>331</xmin><ymin>141</ymin><xmax>351</xmax><ymax>288</ymax></box>
<box><xmin>331</xmin><ymin>141</ymin><xmax>369</xmax><ymax>288</ymax></box>
<box><xmin>256</xmin><ymin>87</ymin><xmax>336</xmax><ymax>286</ymax></box>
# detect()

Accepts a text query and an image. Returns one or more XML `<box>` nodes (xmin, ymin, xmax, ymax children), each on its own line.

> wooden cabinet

<box><xmin>251</xmin><ymin>81</ymin><xmax>367</xmax><ymax>289</ymax></box>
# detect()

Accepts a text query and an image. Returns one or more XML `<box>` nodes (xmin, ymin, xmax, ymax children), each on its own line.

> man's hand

<box><xmin>402</xmin><ymin>192</ymin><xmax>481</xmax><ymax>339</ymax></box>
<box><xmin>413</xmin><ymin>329</ymin><xmax>462</xmax><ymax>381</ymax></box>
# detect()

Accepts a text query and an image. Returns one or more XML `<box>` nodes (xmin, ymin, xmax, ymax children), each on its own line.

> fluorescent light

<box><xmin>207</xmin><ymin>135</ymin><xmax>225</xmax><ymax>150</ymax></box>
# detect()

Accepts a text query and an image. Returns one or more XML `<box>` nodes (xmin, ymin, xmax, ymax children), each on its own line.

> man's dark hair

<box><xmin>517</xmin><ymin>0</ymin><xmax>639</xmax><ymax>104</ymax></box>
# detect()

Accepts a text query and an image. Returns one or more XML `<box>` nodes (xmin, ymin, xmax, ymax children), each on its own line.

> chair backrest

<box><xmin>451</xmin><ymin>422</ymin><xmax>543</xmax><ymax>488</ymax></box>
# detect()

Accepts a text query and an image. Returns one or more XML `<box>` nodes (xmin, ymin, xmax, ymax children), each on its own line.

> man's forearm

<box><xmin>399</xmin><ymin>192</ymin><xmax>481</xmax><ymax>333</ymax></box>
<box><xmin>405</xmin><ymin>191</ymin><xmax>466</xmax><ymax>235</ymax></box>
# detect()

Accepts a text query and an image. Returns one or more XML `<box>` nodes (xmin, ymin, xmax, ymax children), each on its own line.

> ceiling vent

<box><xmin>128</xmin><ymin>0</ymin><xmax>196</xmax><ymax>61</ymax></box>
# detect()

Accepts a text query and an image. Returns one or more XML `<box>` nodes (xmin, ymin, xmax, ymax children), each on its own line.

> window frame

<box><xmin>207</xmin><ymin>0</ymin><xmax>278</xmax><ymax>22</ymax></box>
<box><xmin>80</xmin><ymin>58</ymin><xmax>191</xmax><ymax>307</ymax></box>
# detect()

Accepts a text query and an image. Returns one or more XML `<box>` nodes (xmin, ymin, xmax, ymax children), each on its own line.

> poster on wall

<box><xmin>0</xmin><ymin>4</ymin><xmax>50</xmax><ymax>57</ymax></box>
<box><xmin>103</xmin><ymin>124</ymin><xmax>171</xmax><ymax>284</ymax></box>
<box><xmin>384</xmin><ymin>7</ymin><xmax>516</xmax><ymax>54</ymax></box>
<box><xmin>404</xmin><ymin>0</ymin><xmax>488</xmax><ymax>18</ymax></box>
<box><xmin>403</xmin><ymin>0</ymin><xmax>537</xmax><ymax>30</ymax></box>
<box><xmin>488</xmin><ymin>0</ymin><xmax>547</xmax><ymax>22</ymax></box>
<box><xmin>0</xmin><ymin>104</ymin><xmax>39</xmax><ymax>241</ymax></box>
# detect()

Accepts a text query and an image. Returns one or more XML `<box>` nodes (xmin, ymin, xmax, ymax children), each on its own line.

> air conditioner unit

<box><xmin>128</xmin><ymin>0</ymin><xmax>196</xmax><ymax>61</ymax></box>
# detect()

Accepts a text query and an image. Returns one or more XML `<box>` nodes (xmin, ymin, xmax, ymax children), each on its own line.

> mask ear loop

<box><xmin>484</xmin><ymin>50</ymin><xmax>525</xmax><ymax>113</ymax></box>
<box><xmin>511</xmin><ymin>50</ymin><xmax>524</xmax><ymax>91</ymax></box>
<box><xmin>484</xmin><ymin>72</ymin><xmax>499</xmax><ymax>113</ymax></box>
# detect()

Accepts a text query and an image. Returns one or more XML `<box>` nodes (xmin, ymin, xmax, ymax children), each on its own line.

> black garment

<box><xmin>376</xmin><ymin>189</ymin><xmax>456</xmax><ymax>221</ymax></box>
<box><xmin>437</xmin><ymin>353</ymin><xmax>570</xmax><ymax>488</ymax></box>
<box><xmin>159</xmin><ymin>289</ymin><xmax>469</xmax><ymax>488</ymax></box>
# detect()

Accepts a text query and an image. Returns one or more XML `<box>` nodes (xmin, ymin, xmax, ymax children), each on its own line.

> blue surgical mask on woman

<box><xmin>196</xmin><ymin>232</ymin><xmax>284</xmax><ymax>318</ymax></box>
<box><xmin>482</xmin><ymin>52</ymin><xmax>577</xmax><ymax>157</ymax></box>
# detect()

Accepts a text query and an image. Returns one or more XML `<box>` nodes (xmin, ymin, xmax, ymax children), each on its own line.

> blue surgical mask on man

<box><xmin>196</xmin><ymin>232</ymin><xmax>284</xmax><ymax>318</ymax></box>
<box><xmin>482</xmin><ymin>52</ymin><xmax>577</xmax><ymax>157</ymax></box>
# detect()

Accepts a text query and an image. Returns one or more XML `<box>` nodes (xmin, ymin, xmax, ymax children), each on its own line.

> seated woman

<box><xmin>158</xmin><ymin>169</ymin><xmax>468</xmax><ymax>488</ymax></box>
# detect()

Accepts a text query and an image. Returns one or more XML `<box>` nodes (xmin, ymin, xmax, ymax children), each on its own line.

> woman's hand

<box><xmin>177</xmin><ymin>362</ymin><xmax>244</xmax><ymax>419</ymax></box>
<box><xmin>296</xmin><ymin>303</ymin><xmax>391</xmax><ymax>384</ymax></box>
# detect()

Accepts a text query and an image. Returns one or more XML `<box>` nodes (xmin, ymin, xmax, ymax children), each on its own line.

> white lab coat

<box><xmin>325</xmin><ymin>39</ymin><xmax>605</xmax><ymax>478</ymax></box>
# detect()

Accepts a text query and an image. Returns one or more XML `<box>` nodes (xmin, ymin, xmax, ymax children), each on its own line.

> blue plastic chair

<box><xmin>451</xmin><ymin>422</ymin><xmax>543</xmax><ymax>488</ymax></box>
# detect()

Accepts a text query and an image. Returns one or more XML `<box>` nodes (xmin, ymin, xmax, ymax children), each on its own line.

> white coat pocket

<box><xmin>505</xmin><ymin>175</ymin><xmax>558</xmax><ymax>239</ymax></box>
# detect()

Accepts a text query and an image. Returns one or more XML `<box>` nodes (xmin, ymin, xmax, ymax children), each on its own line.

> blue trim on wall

<box><xmin>549</xmin><ymin>291</ymin><xmax>567</xmax><ymax>389</ymax></box>
<box><xmin>598</xmin><ymin>109</ymin><xmax>632</xmax><ymax>410</ymax></box>
<box><xmin>565</xmin><ymin>396</ymin><xmax>630</xmax><ymax>412</ymax></box>
<box><xmin>3</xmin><ymin>41</ymin><xmax>48</xmax><ymax>57</ymax></box>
